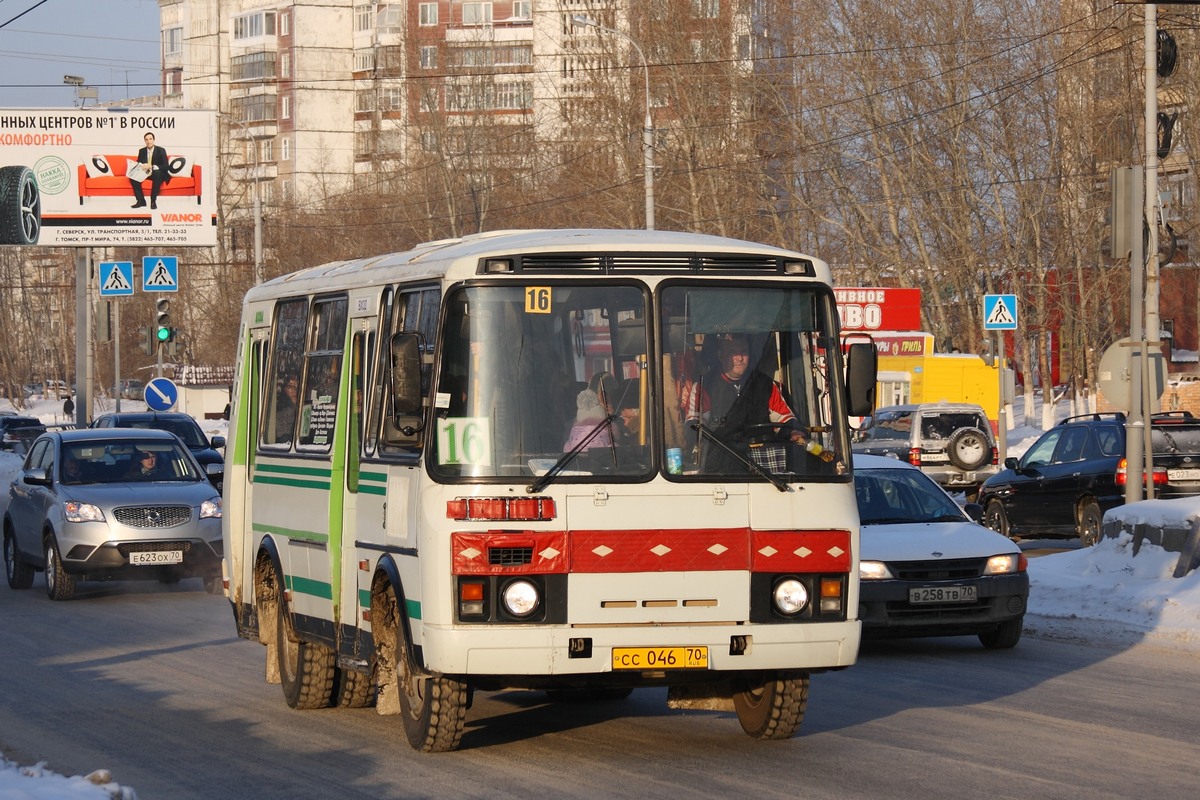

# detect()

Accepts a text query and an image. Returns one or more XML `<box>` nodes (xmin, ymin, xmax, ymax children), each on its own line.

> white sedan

<box><xmin>854</xmin><ymin>454</ymin><xmax>1028</xmax><ymax>648</ymax></box>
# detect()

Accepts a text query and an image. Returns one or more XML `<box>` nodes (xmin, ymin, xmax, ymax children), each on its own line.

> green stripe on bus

<box><xmin>253</xmin><ymin>475</ymin><xmax>331</xmax><ymax>490</ymax></box>
<box><xmin>355</xmin><ymin>590</ymin><xmax>421</xmax><ymax>621</ymax></box>
<box><xmin>253</xmin><ymin>523</ymin><xmax>328</xmax><ymax>545</ymax></box>
<box><xmin>255</xmin><ymin>462</ymin><xmax>333</xmax><ymax>478</ymax></box>
<box><xmin>286</xmin><ymin>574</ymin><xmax>332</xmax><ymax>600</ymax></box>
<box><xmin>359</xmin><ymin>471</ymin><xmax>387</xmax><ymax>483</ymax></box>
<box><xmin>358</xmin><ymin>484</ymin><xmax>386</xmax><ymax>496</ymax></box>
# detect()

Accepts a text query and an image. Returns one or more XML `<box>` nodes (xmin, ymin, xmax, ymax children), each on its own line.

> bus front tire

<box><xmin>732</xmin><ymin>673</ymin><xmax>809</xmax><ymax>740</ymax></box>
<box><xmin>375</xmin><ymin>585</ymin><xmax>467</xmax><ymax>752</ymax></box>
<box><xmin>276</xmin><ymin>602</ymin><xmax>335</xmax><ymax>709</ymax></box>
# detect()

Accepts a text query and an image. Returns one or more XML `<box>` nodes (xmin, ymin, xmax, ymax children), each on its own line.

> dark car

<box><xmin>978</xmin><ymin>411</ymin><xmax>1200</xmax><ymax>546</ymax></box>
<box><xmin>854</xmin><ymin>455</ymin><xmax>1028</xmax><ymax>648</ymax></box>
<box><xmin>3</xmin><ymin>428</ymin><xmax>223</xmax><ymax>599</ymax></box>
<box><xmin>91</xmin><ymin>412</ymin><xmax>224</xmax><ymax>489</ymax></box>
<box><xmin>0</xmin><ymin>415</ymin><xmax>47</xmax><ymax>454</ymax></box>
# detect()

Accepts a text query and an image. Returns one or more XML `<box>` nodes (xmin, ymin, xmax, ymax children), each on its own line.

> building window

<box><xmin>281</xmin><ymin>95</ymin><xmax>291</xmax><ymax>120</ymax></box>
<box><xmin>420</xmin><ymin>46</ymin><xmax>438</xmax><ymax>69</ymax></box>
<box><xmin>281</xmin><ymin>136</ymin><xmax>291</xmax><ymax>161</ymax></box>
<box><xmin>419</xmin><ymin>3</ymin><xmax>438</xmax><ymax>26</ymax></box>
<box><xmin>378</xmin><ymin>4</ymin><xmax>404</xmax><ymax>34</ymax></box>
<box><xmin>280</xmin><ymin>11</ymin><xmax>289</xmax><ymax>36</ymax></box>
<box><xmin>462</xmin><ymin>2</ymin><xmax>493</xmax><ymax>26</ymax></box>
<box><xmin>165</xmin><ymin>69</ymin><xmax>183</xmax><ymax>95</ymax></box>
<box><xmin>231</xmin><ymin>93</ymin><xmax>277</xmax><ymax>123</ymax></box>
<box><xmin>693</xmin><ymin>0</ymin><xmax>719</xmax><ymax>19</ymax></box>
<box><xmin>356</xmin><ymin>88</ymin><xmax>376</xmax><ymax>113</ymax></box>
<box><xmin>381</xmin><ymin>85</ymin><xmax>404</xmax><ymax>111</ymax></box>
<box><xmin>280</xmin><ymin>51</ymin><xmax>291</xmax><ymax>79</ymax></box>
<box><xmin>419</xmin><ymin>90</ymin><xmax>438</xmax><ymax>113</ymax></box>
<box><xmin>260</xmin><ymin>138</ymin><xmax>273</xmax><ymax>162</ymax></box>
<box><xmin>354</xmin><ymin>4</ymin><xmax>373</xmax><ymax>32</ymax></box>
<box><xmin>234</xmin><ymin>11</ymin><xmax>276</xmax><ymax>40</ymax></box>
<box><xmin>354</xmin><ymin>51</ymin><xmax>376</xmax><ymax>71</ymax></box>
<box><xmin>163</xmin><ymin>27</ymin><xmax>183</xmax><ymax>56</ymax></box>
<box><xmin>231</xmin><ymin>51</ymin><xmax>277</xmax><ymax>82</ymax></box>
<box><xmin>513</xmin><ymin>1</ymin><xmax>531</xmax><ymax>19</ymax></box>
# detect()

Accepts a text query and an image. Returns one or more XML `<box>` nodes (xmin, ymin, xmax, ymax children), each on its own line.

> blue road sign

<box><xmin>144</xmin><ymin>377</ymin><xmax>179</xmax><ymax>411</ymax></box>
<box><xmin>983</xmin><ymin>294</ymin><xmax>1018</xmax><ymax>330</ymax></box>
<box><xmin>142</xmin><ymin>256</ymin><xmax>179</xmax><ymax>292</ymax></box>
<box><xmin>99</xmin><ymin>261</ymin><xmax>134</xmax><ymax>297</ymax></box>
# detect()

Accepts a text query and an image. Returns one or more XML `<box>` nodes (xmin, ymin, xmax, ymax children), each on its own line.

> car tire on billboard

<box><xmin>0</xmin><ymin>165</ymin><xmax>41</xmax><ymax>245</ymax></box>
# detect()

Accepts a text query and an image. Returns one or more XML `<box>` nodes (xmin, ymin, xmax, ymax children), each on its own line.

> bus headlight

<box><xmin>501</xmin><ymin>580</ymin><xmax>540</xmax><ymax>618</ymax></box>
<box><xmin>772</xmin><ymin>578</ymin><xmax>809</xmax><ymax>615</ymax></box>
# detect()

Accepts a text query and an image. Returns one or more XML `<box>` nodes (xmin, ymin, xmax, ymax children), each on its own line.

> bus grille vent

<box><xmin>489</xmin><ymin>547</ymin><xmax>533</xmax><ymax>566</ymax></box>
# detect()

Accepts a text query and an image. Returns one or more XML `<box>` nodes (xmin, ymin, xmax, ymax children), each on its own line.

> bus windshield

<box><xmin>430</xmin><ymin>281</ymin><xmax>846</xmax><ymax>481</ymax></box>
<box><xmin>433</xmin><ymin>283</ymin><xmax>650</xmax><ymax>480</ymax></box>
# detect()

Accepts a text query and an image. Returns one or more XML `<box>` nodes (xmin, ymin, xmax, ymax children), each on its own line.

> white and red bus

<box><xmin>222</xmin><ymin>229</ymin><xmax>876</xmax><ymax>751</ymax></box>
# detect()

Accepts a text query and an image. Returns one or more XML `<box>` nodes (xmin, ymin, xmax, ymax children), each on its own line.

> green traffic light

<box><xmin>156</xmin><ymin>326</ymin><xmax>171</xmax><ymax>342</ymax></box>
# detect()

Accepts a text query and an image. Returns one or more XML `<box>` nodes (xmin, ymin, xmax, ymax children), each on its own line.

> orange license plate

<box><xmin>611</xmin><ymin>646</ymin><xmax>709</xmax><ymax>670</ymax></box>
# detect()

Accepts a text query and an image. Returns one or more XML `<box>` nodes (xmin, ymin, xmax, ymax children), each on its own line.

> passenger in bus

<box><xmin>563</xmin><ymin>389</ymin><xmax>614</xmax><ymax>452</ymax></box>
<box><xmin>275</xmin><ymin>378</ymin><xmax>299</xmax><ymax>442</ymax></box>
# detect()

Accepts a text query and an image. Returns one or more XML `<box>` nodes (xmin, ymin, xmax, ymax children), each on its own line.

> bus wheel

<box><xmin>732</xmin><ymin>673</ymin><xmax>809</xmax><ymax>740</ymax></box>
<box><xmin>333</xmin><ymin>666</ymin><xmax>376</xmax><ymax>708</ymax></box>
<box><xmin>375</xmin><ymin>585</ymin><xmax>467</xmax><ymax>752</ymax></box>
<box><xmin>276</xmin><ymin>602</ymin><xmax>335</xmax><ymax>709</ymax></box>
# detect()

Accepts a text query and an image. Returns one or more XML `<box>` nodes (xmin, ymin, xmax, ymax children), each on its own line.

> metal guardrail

<box><xmin>1102</xmin><ymin>514</ymin><xmax>1200</xmax><ymax>577</ymax></box>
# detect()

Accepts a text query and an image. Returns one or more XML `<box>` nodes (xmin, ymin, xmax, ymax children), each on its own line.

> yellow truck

<box><xmin>873</xmin><ymin>332</ymin><xmax>1001</xmax><ymax>430</ymax></box>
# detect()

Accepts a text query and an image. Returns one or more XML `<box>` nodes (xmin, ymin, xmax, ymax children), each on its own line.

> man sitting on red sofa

<box><xmin>129</xmin><ymin>131</ymin><xmax>172</xmax><ymax>209</ymax></box>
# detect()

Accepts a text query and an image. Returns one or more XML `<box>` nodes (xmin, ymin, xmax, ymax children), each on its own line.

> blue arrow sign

<box><xmin>144</xmin><ymin>377</ymin><xmax>179</xmax><ymax>411</ymax></box>
<box><xmin>99</xmin><ymin>261</ymin><xmax>134</xmax><ymax>297</ymax></box>
<box><xmin>983</xmin><ymin>294</ymin><xmax>1018</xmax><ymax>330</ymax></box>
<box><xmin>142</xmin><ymin>256</ymin><xmax>179</xmax><ymax>292</ymax></box>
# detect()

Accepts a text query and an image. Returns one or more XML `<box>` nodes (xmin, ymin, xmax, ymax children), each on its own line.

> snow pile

<box><xmin>1026</xmin><ymin>531</ymin><xmax>1200</xmax><ymax>651</ymax></box>
<box><xmin>0</xmin><ymin>759</ymin><xmax>136</xmax><ymax>799</ymax></box>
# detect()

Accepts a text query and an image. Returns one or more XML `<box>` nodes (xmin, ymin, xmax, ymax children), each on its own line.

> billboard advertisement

<box><xmin>834</xmin><ymin>286</ymin><xmax>923</xmax><ymax>331</ymax></box>
<box><xmin>0</xmin><ymin>107</ymin><xmax>216</xmax><ymax>247</ymax></box>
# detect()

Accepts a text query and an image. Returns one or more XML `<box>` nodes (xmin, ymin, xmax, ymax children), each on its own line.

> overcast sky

<box><xmin>0</xmin><ymin>0</ymin><xmax>161</xmax><ymax>109</ymax></box>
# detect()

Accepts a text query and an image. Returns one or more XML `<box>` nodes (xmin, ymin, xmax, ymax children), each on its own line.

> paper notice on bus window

<box><xmin>437</xmin><ymin>417</ymin><xmax>493</xmax><ymax>467</ymax></box>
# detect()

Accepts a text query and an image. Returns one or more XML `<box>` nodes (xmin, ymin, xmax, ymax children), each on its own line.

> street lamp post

<box><xmin>572</xmin><ymin>15</ymin><xmax>655</xmax><ymax>230</ymax></box>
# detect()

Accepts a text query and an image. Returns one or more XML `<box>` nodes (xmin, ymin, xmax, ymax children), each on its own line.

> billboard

<box><xmin>834</xmin><ymin>287</ymin><xmax>923</xmax><ymax>331</ymax></box>
<box><xmin>0</xmin><ymin>107</ymin><xmax>217</xmax><ymax>247</ymax></box>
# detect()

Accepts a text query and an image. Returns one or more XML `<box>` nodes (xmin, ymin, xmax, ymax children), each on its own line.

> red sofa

<box><xmin>77</xmin><ymin>154</ymin><xmax>202</xmax><ymax>205</ymax></box>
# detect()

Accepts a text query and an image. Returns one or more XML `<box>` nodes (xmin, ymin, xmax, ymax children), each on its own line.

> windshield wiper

<box><xmin>691</xmin><ymin>421</ymin><xmax>792</xmax><ymax>492</ymax></box>
<box><xmin>527</xmin><ymin>413</ymin><xmax>619</xmax><ymax>494</ymax></box>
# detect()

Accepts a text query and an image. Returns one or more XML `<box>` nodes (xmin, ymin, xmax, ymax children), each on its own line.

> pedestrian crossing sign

<box><xmin>142</xmin><ymin>256</ymin><xmax>179</xmax><ymax>292</ymax></box>
<box><xmin>983</xmin><ymin>294</ymin><xmax>1018</xmax><ymax>330</ymax></box>
<box><xmin>98</xmin><ymin>261</ymin><xmax>134</xmax><ymax>297</ymax></box>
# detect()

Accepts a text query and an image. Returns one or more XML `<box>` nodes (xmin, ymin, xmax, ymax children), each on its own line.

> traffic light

<box><xmin>155</xmin><ymin>298</ymin><xmax>174</xmax><ymax>344</ymax></box>
<box><xmin>139</xmin><ymin>326</ymin><xmax>155</xmax><ymax>356</ymax></box>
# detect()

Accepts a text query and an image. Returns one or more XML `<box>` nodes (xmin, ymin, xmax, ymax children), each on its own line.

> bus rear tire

<box><xmin>375</xmin><ymin>585</ymin><xmax>467</xmax><ymax>752</ymax></box>
<box><xmin>732</xmin><ymin>673</ymin><xmax>809</xmax><ymax>740</ymax></box>
<box><xmin>276</xmin><ymin>603</ymin><xmax>335</xmax><ymax>709</ymax></box>
<box><xmin>333</xmin><ymin>666</ymin><xmax>376</xmax><ymax>708</ymax></box>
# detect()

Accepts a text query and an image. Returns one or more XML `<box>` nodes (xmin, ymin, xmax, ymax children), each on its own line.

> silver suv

<box><xmin>851</xmin><ymin>403</ymin><xmax>999</xmax><ymax>500</ymax></box>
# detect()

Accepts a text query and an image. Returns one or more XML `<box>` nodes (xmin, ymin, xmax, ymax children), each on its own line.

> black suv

<box><xmin>91</xmin><ymin>412</ymin><xmax>225</xmax><ymax>488</ymax></box>
<box><xmin>978</xmin><ymin>411</ymin><xmax>1200</xmax><ymax>546</ymax></box>
<box><xmin>0</xmin><ymin>415</ymin><xmax>47</xmax><ymax>454</ymax></box>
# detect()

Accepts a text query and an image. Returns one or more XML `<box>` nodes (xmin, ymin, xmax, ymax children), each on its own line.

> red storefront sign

<box><xmin>835</xmin><ymin>287</ymin><xmax>922</xmax><ymax>331</ymax></box>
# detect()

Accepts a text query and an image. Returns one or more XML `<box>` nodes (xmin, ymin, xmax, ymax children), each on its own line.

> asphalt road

<box><xmin>1</xmin><ymin>577</ymin><xmax>1196</xmax><ymax>799</ymax></box>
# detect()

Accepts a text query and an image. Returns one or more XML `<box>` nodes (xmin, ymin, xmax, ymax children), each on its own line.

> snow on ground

<box><xmin>1</xmin><ymin>394</ymin><xmax>1198</xmax><ymax>794</ymax></box>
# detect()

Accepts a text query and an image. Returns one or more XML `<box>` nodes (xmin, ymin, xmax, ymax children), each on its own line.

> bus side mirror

<box><xmin>845</xmin><ymin>341</ymin><xmax>877</xmax><ymax>418</ymax></box>
<box><xmin>390</xmin><ymin>332</ymin><xmax>426</xmax><ymax>434</ymax></box>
